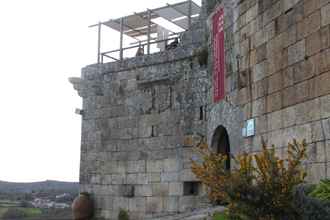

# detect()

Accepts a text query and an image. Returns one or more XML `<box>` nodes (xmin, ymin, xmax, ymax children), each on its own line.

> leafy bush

<box><xmin>293</xmin><ymin>184</ymin><xmax>330</xmax><ymax>220</ymax></box>
<box><xmin>213</xmin><ymin>212</ymin><xmax>228</xmax><ymax>220</ymax></box>
<box><xmin>191</xmin><ymin>139</ymin><xmax>307</xmax><ymax>220</ymax></box>
<box><xmin>309</xmin><ymin>179</ymin><xmax>330</xmax><ymax>201</ymax></box>
<box><xmin>118</xmin><ymin>209</ymin><xmax>129</xmax><ymax>220</ymax></box>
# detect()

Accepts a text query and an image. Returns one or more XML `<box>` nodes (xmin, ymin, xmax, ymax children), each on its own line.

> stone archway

<box><xmin>207</xmin><ymin>101</ymin><xmax>244</xmax><ymax>158</ymax></box>
<box><xmin>211</xmin><ymin>125</ymin><xmax>231</xmax><ymax>170</ymax></box>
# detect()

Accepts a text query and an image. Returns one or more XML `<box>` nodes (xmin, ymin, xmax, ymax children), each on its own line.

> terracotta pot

<box><xmin>72</xmin><ymin>193</ymin><xmax>93</xmax><ymax>220</ymax></box>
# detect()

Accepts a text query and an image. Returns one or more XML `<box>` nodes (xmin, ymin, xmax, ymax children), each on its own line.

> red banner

<box><xmin>212</xmin><ymin>7</ymin><xmax>225</xmax><ymax>103</ymax></box>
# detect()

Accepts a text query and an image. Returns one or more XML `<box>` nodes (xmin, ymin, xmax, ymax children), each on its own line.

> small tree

<box><xmin>191</xmin><ymin>139</ymin><xmax>307</xmax><ymax>220</ymax></box>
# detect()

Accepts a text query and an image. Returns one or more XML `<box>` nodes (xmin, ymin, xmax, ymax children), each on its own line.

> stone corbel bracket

<box><xmin>69</xmin><ymin>77</ymin><xmax>87</xmax><ymax>98</ymax></box>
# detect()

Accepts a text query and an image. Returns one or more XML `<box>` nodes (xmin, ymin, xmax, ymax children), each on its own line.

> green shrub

<box><xmin>192</xmin><ymin>139</ymin><xmax>307</xmax><ymax>220</ymax></box>
<box><xmin>309</xmin><ymin>179</ymin><xmax>330</xmax><ymax>201</ymax></box>
<box><xmin>293</xmin><ymin>184</ymin><xmax>330</xmax><ymax>220</ymax></box>
<box><xmin>118</xmin><ymin>209</ymin><xmax>129</xmax><ymax>220</ymax></box>
<box><xmin>213</xmin><ymin>212</ymin><xmax>228</xmax><ymax>220</ymax></box>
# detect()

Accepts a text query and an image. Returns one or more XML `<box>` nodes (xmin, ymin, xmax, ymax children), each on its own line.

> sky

<box><xmin>0</xmin><ymin>0</ymin><xmax>201</xmax><ymax>183</ymax></box>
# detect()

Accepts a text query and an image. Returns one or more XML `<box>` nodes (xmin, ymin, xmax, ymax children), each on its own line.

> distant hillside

<box><xmin>0</xmin><ymin>180</ymin><xmax>79</xmax><ymax>194</ymax></box>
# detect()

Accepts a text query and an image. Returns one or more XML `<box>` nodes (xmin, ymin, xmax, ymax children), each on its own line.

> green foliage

<box><xmin>293</xmin><ymin>184</ymin><xmax>330</xmax><ymax>220</ymax></box>
<box><xmin>192</xmin><ymin>139</ymin><xmax>307</xmax><ymax>220</ymax></box>
<box><xmin>118</xmin><ymin>209</ymin><xmax>129</xmax><ymax>220</ymax></box>
<box><xmin>309</xmin><ymin>179</ymin><xmax>330</xmax><ymax>201</ymax></box>
<box><xmin>2</xmin><ymin>207</ymin><xmax>27</xmax><ymax>219</ymax></box>
<box><xmin>213</xmin><ymin>212</ymin><xmax>228</xmax><ymax>220</ymax></box>
<box><xmin>194</xmin><ymin>46</ymin><xmax>209</xmax><ymax>66</ymax></box>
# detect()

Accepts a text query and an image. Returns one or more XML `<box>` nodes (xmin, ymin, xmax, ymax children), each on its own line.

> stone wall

<box><xmin>70</xmin><ymin>0</ymin><xmax>330</xmax><ymax>219</ymax></box>
<box><xmin>206</xmin><ymin>0</ymin><xmax>330</xmax><ymax>184</ymax></box>
<box><xmin>70</xmin><ymin>32</ymin><xmax>211</xmax><ymax>219</ymax></box>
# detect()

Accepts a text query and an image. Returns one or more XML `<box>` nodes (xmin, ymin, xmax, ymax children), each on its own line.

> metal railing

<box><xmin>99</xmin><ymin>36</ymin><xmax>180</xmax><ymax>63</ymax></box>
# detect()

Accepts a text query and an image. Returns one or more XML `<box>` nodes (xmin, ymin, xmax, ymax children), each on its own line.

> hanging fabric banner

<box><xmin>212</xmin><ymin>7</ymin><xmax>225</xmax><ymax>103</ymax></box>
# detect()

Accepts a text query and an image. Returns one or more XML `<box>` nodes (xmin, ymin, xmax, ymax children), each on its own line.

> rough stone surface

<box><xmin>71</xmin><ymin>0</ymin><xmax>330</xmax><ymax>219</ymax></box>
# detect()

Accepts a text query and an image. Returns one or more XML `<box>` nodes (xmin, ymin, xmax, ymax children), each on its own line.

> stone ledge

<box><xmin>145</xmin><ymin>206</ymin><xmax>225</xmax><ymax>220</ymax></box>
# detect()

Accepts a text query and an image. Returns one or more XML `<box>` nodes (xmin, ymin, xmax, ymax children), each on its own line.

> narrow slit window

<box><xmin>199</xmin><ymin>106</ymin><xmax>204</xmax><ymax>120</ymax></box>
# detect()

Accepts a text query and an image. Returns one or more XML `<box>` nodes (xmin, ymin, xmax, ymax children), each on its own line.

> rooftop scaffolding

<box><xmin>89</xmin><ymin>0</ymin><xmax>201</xmax><ymax>64</ymax></box>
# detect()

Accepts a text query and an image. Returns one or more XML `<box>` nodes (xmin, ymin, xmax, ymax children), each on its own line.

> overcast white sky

<box><xmin>0</xmin><ymin>0</ymin><xmax>201</xmax><ymax>183</ymax></box>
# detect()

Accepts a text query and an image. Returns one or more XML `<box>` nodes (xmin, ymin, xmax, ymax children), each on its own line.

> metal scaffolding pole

<box><xmin>97</xmin><ymin>22</ymin><xmax>102</xmax><ymax>64</ymax></box>
<box><xmin>119</xmin><ymin>17</ymin><xmax>124</xmax><ymax>61</ymax></box>
<box><xmin>188</xmin><ymin>0</ymin><xmax>192</xmax><ymax>29</ymax></box>
<box><xmin>147</xmin><ymin>10</ymin><xmax>152</xmax><ymax>55</ymax></box>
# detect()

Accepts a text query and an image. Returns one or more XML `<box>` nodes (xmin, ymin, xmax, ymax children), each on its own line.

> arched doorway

<box><xmin>211</xmin><ymin>125</ymin><xmax>231</xmax><ymax>170</ymax></box>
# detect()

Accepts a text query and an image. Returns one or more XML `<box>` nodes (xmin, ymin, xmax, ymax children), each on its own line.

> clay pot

<box><xmin>72</xmin><ymin>193</ymin><xmax>94</xmax><ymax>220</ymax></box>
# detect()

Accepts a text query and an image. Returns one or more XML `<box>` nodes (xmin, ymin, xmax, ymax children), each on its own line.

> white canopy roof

<box><xmin>92</xmin><ymin>1</ymin><xmax>201</xmax><ymax>38</ymax></box>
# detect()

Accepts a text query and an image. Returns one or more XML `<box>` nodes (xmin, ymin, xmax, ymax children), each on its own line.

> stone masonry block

<box><xmin>268</xmin><ymin>72</ymin><xmax>283</xmax><ymax>94</ymax></box>
<box><xmin>161</xmin><ymin>172</ymin><xmax>179</xmax><ymax>182</ymax></box>
<box><xmin>322</xmin><ymin>118</ymin><xmax>330</xmax><ymax>140</ymax></box>
<box><xmin>267</xmin><ymin>110</ymin><xmax>282</xmax><ymax>131</ymax></box>
<box><xmin>268</xmin><ymin>129</ymin><xmax>283</xmax><ymax>147</ymax></box>
<box><xmin>256</xmin><ymin>115</ymin><xmax>268</xmax><ymax>134</ymax></box>
<box><xmin>163</xmin><ymin>196</ymin><xmax>179</xmax><ymax>212</ymax></box>
<box><xmin>281</xmin><ymin>124</ymin><xmax>312</xmax><ymax>146</ymax></box>
<box><xmin>163</xmin><ymin>158</ymin><xmax>180</xmax><ymax>172</ymax></box>
<box><xmin>304</xmin><ymin>0</ymin><xmax>321</xmax><ymax>17</ymax></box>
<box><xmin>282</xmin><ymin>67</ymin><xmax>294</xmax><ymax>88</ymax></box>
<box><xmin>267</xmin><ymin>91</ymin><xmax>282</xmax><ymax>113</ymax></box>
<box><xmin>253</xmin><ymin>60</ymin><xmax>268</xmax><ymax>82</ymax></box>
<box><xmin>307</xmin><ymin>163</ymin><xmax>326</xmax><ymax>183</ymax></box>
<box><xmin>295</xmin><ymin>99</ymin><xmax>321</xmax><ymax>124</ymax></box>
<box><xmin>129</xmin><ymin>197</ymin><xmax>146</xmax><ymax>212</ymax></box>
<box><xmin>111</xmin><ymin>174</ymin><xmax>126</xmax><ymax>185</ymax></box>
<box><xmin>135</xmin><ymin>185</ymin><xmax>152</xmax><ymax>197</ymax></box>
<box><xmin>321</xmin><ymin>25</ymin><xmax>330</xmax><ymax>50</ymax></box>
<box><xmin>113</xmin><ymin>197</ymin><xmax>129</xmax><ymax>210</ymax></box>
<box><xmin>147</xmin><ymin>173</ymin><xmax>161</xmax><ymax>183</ymax></box>
<box><xmin>152</xmin><ymin>183</ymin><xmax>169</xmax><ymax>196</ymax></box>
<box><xmin>304</xmin><ymin>10</ymin><xmax>321</xmax><ymax>37</ymax></box>
<box><xmin>252</xmin><ymin>97</ymin><xmax>266</xmax><ymax>117</ymax></box>
<box><xmin>326</xmin><ymin>140</ymin><xmax>330</xmax><ymax>162</ymax></box>
<box><xmin>180</xmin><ymin>169</ymin><xmax>197</xmax><ymax>182</ymax></box>
<box><xmin>169</xmin><ymin>182</ymin><xmax>183</xmax><ymax>196</ymax></box>
<box><xmin>147</xmin><ymin>160</ymin><xmax>163</xmax><ymax>173</ymax></box>
<box><xmin>295</xmin><ymin>80</ymin><xmax>310</xmax><ymax>104</ymax></box>
<box><xmin>288</xmin><ymin>40</ymin><xmax>305</xmax><ymax>65</ymax></box>
<box><xmin>316</xmin><ymin>142</ymin><xmax>327</xmax><ymax>162</ymax></box>
<box><xmin>146</xmin><ymin>197</ymin><xmax>163</xmax><ymax>213</ymax></box>
<box><xmin>321</xmin><ymin>94</ymin><xmax>330</xmax><ymax>118</ymax></box>
<box><xmin>316</xmin><ymin>71</ymin><xmax>330</xmax><ymax>97</ymax></box>
<box><xmin>311</xmin><ymin>121</ymin><xmax>326</xmax><ymax>142</ymax></box>
<box><xmin>252</xmin><ymin>77</ymin><xmax>268</xmax><ymax>100</ymax></box>
<box><xmin>321</xmin><ymin>3</ymin><xmax>330</xmax><ymax>26</ymax></box>
<box><xmin>126</xmin><ymin>174</ymin><xmax>137</xmax><ymax>184</ymax></box>
<box><xmin>136</xmin><ymin>173</ymin><xmax>149</xmax><ymax>185</ymax></box>
<box><xmin>282</xmin><ymin>0</ymin><xmax>300</xmax><ymax>13</ymax></box>
<box><xmin>127</xmin><ymin>160</ymin><xmax>146</xmax><ymax>173</ymax></box>
<box><xmin>320</xmin><ymin>49</ymin><xmax>330</xmax><ymax>73</ymax></box>
<box><xmin>282</xmin><ymin>106</ymin><xmax>296</xmax><ymax>128</ymax></box>
<box><xmin>179</xmin><ymin>196</ymin><xmax>196</xmax><ymax>212</ymax></box>
<box><xmin>306</xmin><ymin>29</ymin><xmax>322</xmax><ymax>56</ymax></box>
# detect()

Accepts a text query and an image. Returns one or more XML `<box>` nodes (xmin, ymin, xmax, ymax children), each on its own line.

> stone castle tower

<box><xmin>71</xmin><ymin>0</ymin><xmax>330</xmax><ymax>219</ymax></box>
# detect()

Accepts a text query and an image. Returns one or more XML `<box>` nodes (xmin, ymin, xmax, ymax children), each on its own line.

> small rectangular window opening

<box><xmin>183</xmin><ymin>181</ymin><xmax>200</xmax><ymax>196</ymax></box>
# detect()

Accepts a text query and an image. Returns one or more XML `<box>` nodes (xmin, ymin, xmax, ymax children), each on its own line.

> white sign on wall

<box><xmin>242</xmin><ymin>119</ymin><xmax>255</xmax><ymax>137</ymax></box>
